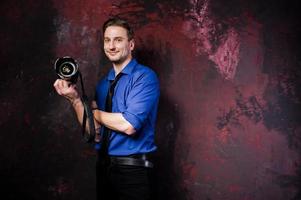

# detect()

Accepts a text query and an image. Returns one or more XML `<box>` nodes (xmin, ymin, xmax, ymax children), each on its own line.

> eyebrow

<box><xmin>104</xmin><ymin>36</ymin><xmax>125</xmax><ymax>40</ymax></box>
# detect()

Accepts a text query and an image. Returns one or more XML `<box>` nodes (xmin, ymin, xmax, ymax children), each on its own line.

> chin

<box><xmin>108</xmin><ymin>56</ymin><xmax>127</xmax><ymax>64</ymax></box>
<box><xmin>106</xmin><ymin>55</ymin><xmax>119</xmax><ymax>61</ymax></box>
<box><xmin>109</xmin><ymin>57</ymin><xmax>122</xmax><ymax>63</ymax></box>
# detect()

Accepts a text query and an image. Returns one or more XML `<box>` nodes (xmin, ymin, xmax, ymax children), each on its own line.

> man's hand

<box><xmin>53</xmin><ymin>79</ymin><xmax>80</xmax><ymax>104</ymax></box>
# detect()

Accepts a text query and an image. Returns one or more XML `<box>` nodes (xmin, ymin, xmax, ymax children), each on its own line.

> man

<box><xmin>53</xmin><ymin>17</ymin><xmax>160</xmax><ymax>200</ymax></box>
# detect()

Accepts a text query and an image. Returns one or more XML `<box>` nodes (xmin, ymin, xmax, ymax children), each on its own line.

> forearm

<box><xmin>70</xmin><ymin>98</ymin><xmax>85</xmax><ymax>125</ymax></box>
<box><xmin>53</xmin><ymin>79</ymin><xmax>100</xmax><ymax>135</ymax></box>
<box><xmin>93</xmin><ymin>110</ymin><xmax>135</xmax><ymax>135</ymax></box>
<box><xmin>70</xmin><ymin>98</ymin><xmax>101</xmax><ymax>133</ymax></box>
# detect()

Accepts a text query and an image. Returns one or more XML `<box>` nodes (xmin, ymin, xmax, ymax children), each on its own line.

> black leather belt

<box><xmin>109</xmin><ymin>154</ymin><xmax>154</xmax><ymax>168</ymax></box>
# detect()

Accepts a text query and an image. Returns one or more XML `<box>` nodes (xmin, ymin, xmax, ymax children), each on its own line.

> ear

<box><xmin>129</xmin><ymin>39</ymin><xmax>135</xmax><ymax>51</ymax></box>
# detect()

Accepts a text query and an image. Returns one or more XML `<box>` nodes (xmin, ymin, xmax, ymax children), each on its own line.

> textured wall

<box><xmin>1</xmin><ymin>0</ymin><xmax>300</xmax><ymax>200</ymax></box>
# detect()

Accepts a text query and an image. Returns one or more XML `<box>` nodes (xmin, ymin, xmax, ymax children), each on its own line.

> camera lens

<box><xmin>54</xmin><ymin>56</ymin><xmax>79</xmax><ymax>83</ymax></box>
<box><xmin>59</xmin><ymin>62</ymin><xmax>76</xmax><ymax>77</ymax></box>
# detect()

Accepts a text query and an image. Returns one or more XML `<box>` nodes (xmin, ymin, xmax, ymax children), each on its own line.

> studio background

<box><xmin>1</xmin><ymin>0</ymin><xmax>300</xmax><ymax>199</ymax></box>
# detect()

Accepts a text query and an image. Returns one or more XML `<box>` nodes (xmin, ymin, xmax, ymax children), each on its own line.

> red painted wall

<box><xmin>1</xmin><ymin>0</ymin><xmax>300</xmax><ymax>199</ymax></box>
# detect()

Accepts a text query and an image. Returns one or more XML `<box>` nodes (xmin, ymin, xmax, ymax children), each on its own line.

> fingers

<box><xmin>62</xmin><ymin>80</ymin><xmax>67</xmax><ymax>88</ymax></box>
<box><xmin>53</xmin><ymin>79</ymin><xmax>71</xmax><ymax>95</ymax></box>
<box><xmin>62</xmin><ymin>80</ymin><xmax>74</xmax><ymax>88</ymax></box>
<box><xmin>93</xmin><ymin>110</ymin><xmax>100</xmax><ymax>122</ymax></box>
<box><xmin>53</xmin><ymin>79</ymin><xmax>62</xmax><ymax>95</ymax></box>
<box><xmin>53</xmin><ymin>79</ymin><xmax>80</xmax><ymax>102</ymax></box>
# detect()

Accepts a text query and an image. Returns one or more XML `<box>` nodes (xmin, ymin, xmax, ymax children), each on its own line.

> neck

<box><xmin>112</xmin><ymin>56</ymin><xmax>132</xmax><ymax>75</ymax></box>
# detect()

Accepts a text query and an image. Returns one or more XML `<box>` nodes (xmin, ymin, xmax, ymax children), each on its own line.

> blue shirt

<box><xmin>95</xmin><ymin>59</ymin><xmax>160</xmax><ymax>156</ymax></box>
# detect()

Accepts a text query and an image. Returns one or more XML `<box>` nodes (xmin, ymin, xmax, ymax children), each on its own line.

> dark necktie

<box><xmin>99</xmin><ymin>72</ymin><xmax>123</xmax><ymax>156</ymax></box>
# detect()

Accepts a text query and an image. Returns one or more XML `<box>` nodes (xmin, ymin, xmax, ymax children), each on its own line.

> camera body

<box><xmin>54</xmin><ymin>56</ymin><xmax>79</xmax><ymax>83</ymax></box>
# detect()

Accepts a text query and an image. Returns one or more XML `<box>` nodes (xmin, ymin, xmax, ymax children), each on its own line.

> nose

<box><xmin>108</xmin><ymin>41</ymin><xmax>116</xmax><ymax>50</ymax></box>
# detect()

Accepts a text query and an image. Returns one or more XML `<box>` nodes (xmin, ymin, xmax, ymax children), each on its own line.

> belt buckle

<box><xmin>144</xmin><ymin>160</ymin><xmax>153</xmax><ymax>168</ymax></box>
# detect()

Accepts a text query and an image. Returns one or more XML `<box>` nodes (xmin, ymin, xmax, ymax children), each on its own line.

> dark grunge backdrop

<box><xmin>1</xmin><ymin>0</ymin><xmax>301</xmax><ymax>199</ymax></box>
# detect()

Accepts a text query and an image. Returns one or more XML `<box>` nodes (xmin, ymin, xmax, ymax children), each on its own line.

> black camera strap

<box><xmin>79</xmin><ymin>72</ymin><xmax>95</xmax><ymax>143</ymax></box>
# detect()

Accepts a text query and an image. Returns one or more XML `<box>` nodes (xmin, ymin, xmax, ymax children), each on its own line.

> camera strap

<box><xmin>79</xmin><ymin>72</ymin><xmax>95</xmax><ymax>143</ymax></box>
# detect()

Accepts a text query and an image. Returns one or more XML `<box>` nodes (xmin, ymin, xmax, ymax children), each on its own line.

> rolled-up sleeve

<box><xmin>122</xmin><ymin>71</ymin><xmax>160</xmax><ymax>131</ymax></box>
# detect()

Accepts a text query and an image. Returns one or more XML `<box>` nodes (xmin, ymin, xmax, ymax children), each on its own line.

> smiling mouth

<box><xmin>107</xmin><ymin>51</ymin><xmax>119</xmax><ymax>56</ymax></box>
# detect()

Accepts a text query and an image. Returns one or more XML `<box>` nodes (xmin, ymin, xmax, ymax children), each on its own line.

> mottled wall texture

<box><xmin>1</xmin><ymin>0</ymin><xmax>301</xmax><ymax>199</ymax></box>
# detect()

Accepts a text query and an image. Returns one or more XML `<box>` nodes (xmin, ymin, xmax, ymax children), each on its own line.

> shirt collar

<box><xmin>107</xmin><ymin>59</ymin><xmax>137</xmax><ymax>81</ymax></box>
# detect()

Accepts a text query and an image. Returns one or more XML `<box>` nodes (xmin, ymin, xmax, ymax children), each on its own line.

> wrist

<box><xmin>70</xmin><ymin>98</ymin><xmax>81</xmax><ymax>107</ymax></box>
<box><xmin>93</xmin><ymin>110</ymin><xmax>102</xmax><ymax>123</ymax></box>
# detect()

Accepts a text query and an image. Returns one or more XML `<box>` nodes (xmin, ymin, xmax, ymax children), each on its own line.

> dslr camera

<box><xmin>54</xmin><ymin>56</ymin><xmax>96</xmax><ymax>143</ymax></box>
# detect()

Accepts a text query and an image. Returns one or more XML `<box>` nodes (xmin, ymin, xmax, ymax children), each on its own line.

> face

<box><xmin>103</xmin><ymin>26</ymin><xmax>134</xmax><ymax>65</ymax></box>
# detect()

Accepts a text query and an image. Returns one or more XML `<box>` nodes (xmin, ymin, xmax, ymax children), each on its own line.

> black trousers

<box><xmin>96</xmin><ymin>158</ymin><xmax>152</xmax><ymax>200</ymax></box>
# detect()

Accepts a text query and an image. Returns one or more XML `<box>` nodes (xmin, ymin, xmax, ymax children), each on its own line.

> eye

<box><xmin>115</xmin><ymin>38</ymin><xmax>123</xmax><ymax>42</ymax></box>
<box><xmin>104</xmin><ymin>38</ymin><xmax>110</xmax><ymax>43</ymax></box>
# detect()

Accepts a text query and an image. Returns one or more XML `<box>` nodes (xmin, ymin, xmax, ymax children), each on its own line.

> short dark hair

<box><xmin>103</xmin><ymin>17</ymin><xmax>134</xmax><ymax>40</ymax></box>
